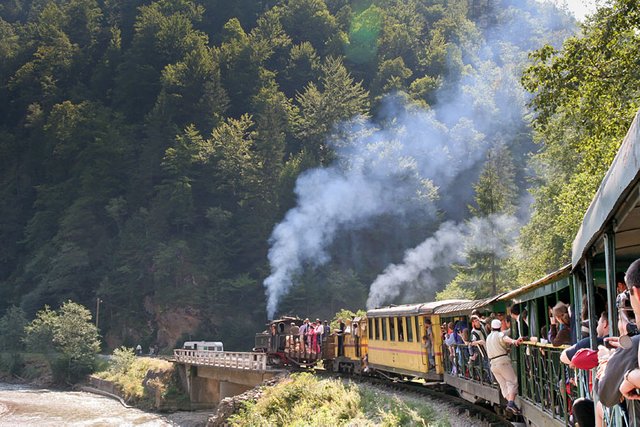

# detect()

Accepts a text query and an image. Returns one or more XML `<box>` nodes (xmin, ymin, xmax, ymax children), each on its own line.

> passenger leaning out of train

<box><xmin>599</xmin><ymin>258</ymin><xmax>640</xmax><ymax>425</ymax></box>
<box><xmin>549</xmin><ymin>302</ymin><xmax>573</xmax><ymax>346</ymax></box>
<box><xmin>487</xmin><ymin>318</ymin><xmax>523</xmax><ymax>414</ymax></box>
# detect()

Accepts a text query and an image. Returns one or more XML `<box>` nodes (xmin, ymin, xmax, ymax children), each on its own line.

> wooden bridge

<box><xmin>172</xmin><ymin>349</ymin><xmax>280</xmax><ymax>408</ymax></box>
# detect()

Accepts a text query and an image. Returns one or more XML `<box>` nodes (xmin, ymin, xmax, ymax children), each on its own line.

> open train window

<box><xmin>390</xmin><ymin>317</ymin><xmax>396</xmax><ymax>341</ymax></box>
<box><xmin>382</xmin><ymin>317</ymin><xmax>388</xmax><ymax>340</ymax></box>
<box><xmin>397</xmin><ymin>317</ymin><xmax>404</xmax><ymax>341</ymax></box>
<box><xmin>405</xmin><ymin>317</ymin><xmax>413</xmax><ymax>342</ymax></box>
<box><xmin>368</xmin><ymin>318</ymin><xmax>373</xmax><ymax>340</ymax></box>
<box><xmin>375</xmin><ymin>318</ymin><xmax>380</xmax><ymax>340</ymax></box>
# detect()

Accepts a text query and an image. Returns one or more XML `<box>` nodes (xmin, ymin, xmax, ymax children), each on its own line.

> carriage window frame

<box><xmin>381</xmin><ymin>317</ymin><xmax>388</xmax><ymax>340</ymax></box>
<box><xmin>405</xmin><ymin>317</ymin><xmax>413</xmax><ymax>342</ymax></box>
<box><xmin>397</xmin><ymin>316</ymin><xmax>404</xmax><ymax>341</ymax></box>
<box><xmin>368</xmin><ymin>318</ymin><xmax>373</xmax><ymax>340</ymax></box>
<box><xmin>373</xmin><ymin>317</ymin><xmax>380</xmax><ymax>341</ymax></box>
<box><xmin>389</xmin><ymin>317</ymin><xmax>396</xmax><ymax>341</ymax></box>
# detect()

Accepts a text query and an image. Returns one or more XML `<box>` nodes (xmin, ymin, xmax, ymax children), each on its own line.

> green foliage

<box><xmin>24</xmin><ymin>301</ymin><xmax>100</xmax><ymax>383</ymax></box>
<box><xmin>94</xmin><ymin>356</ymin><xmax>174</xmax><ymax>401</ymax></box>
<box><xmin>0</xmin><ymin>352</ymin><xmax>24</xmax><ymax>377</ymax></box>
<box><xmin>518</xmin><ymin>0</ymin><xmax>640</xmax><ymax>281</ymax></box>
<box><xmin>0</xmin><ymin>305</ymin><xmax>27</xmax><ymax>351</ymax></box>
<box><xmin>110</xmin><ymin>346</ymin><xmax>137</xmax><ymax>374</ymax></box>
<box><xmin>0</xmin><ymin>0</ymin><xmax>575</xmax><ymax>352</ymax></box>
<box><xmin>229</xmin><ymin>372</ymin><xmax>449</xmax><ymax>426</ymax></box>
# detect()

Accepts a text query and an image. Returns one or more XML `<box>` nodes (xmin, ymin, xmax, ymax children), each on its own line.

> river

<box><xmin>0</xmin><ymin>382</ymin><xmax>209</xmax><ymax>426</ymax></box>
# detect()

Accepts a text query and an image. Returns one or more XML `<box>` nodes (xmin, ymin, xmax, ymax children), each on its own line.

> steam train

<box><xmin>255</xmin><ymin>110</ymin><xmax>640</xmax><ymax>426</ymax></box>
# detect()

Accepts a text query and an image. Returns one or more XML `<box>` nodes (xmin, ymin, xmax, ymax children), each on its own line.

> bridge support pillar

<box><xmin>189</xmin><ymin>374</ymin><xmax>220</xmax><ymax>408</ymax></box>
<box><xmin>220</xmin><ymin>381</ymin><xmax>251</xmax><ymax>400</ymax></box>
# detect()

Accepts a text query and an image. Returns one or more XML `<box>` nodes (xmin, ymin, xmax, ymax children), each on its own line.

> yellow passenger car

<box><xmin>330</xmin><ymin>316</ymin><xmax>368</xmax><ymax>373</ymax></box>
<box><xmin>365</xmin><ymin>300</ymin><xmax>468</xmax><ymax>381</ymax></box>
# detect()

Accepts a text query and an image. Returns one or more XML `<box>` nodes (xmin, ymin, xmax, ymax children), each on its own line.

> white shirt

<box><xmin>486</xmin><ymin>330</ymin><xmax>509</xmax><ymax>359</ymax></box>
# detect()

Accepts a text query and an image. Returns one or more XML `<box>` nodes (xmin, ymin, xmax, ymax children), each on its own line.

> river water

<box><xmin>0</xmin><ymin>382</ymin><xmax>207</xmax><ymax>426</ymax></box>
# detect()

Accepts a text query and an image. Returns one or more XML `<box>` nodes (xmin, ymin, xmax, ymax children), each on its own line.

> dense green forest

<box><xmin>0</xmin><ymin>0</ymin><xmax>636</xmax><ymax>351</ymax></box>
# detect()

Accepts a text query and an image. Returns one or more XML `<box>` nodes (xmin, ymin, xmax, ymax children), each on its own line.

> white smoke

<box><xmin>366</xmin><ymin>214</ymin><xmax>521</xmax><ymax>309</ymax></box>
<box><xmin>264</xmin><ymin>100</ymin><xmax>497</xmax><ymax>319</ymax></box>
<box><xmin>263</xmin><ymin>3</ymin><xmax>575</xmax><ymax>319</ymax></box>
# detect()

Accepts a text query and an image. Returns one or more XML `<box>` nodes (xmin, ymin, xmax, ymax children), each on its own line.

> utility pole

<box><xmin>96</xmin><ymin>297</ymin><xmax>102</xmax><ymax>329</ymax></box>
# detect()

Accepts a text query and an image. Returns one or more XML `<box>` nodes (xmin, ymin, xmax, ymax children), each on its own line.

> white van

<box><xmin>182</xmin><ymin>341</ymin><xmax>224</xmax><ymax>351</ymax></box>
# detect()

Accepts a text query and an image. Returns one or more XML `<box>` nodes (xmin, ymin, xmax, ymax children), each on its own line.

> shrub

<box><xmin>110</xmin><ymin>347</ymin><xmax>136</xmax><ymax>374</ymax></box>
<box><xmin>229</xmin><ymin>373</ymin><xmax>450</xmax><ymax>426</ymax></box>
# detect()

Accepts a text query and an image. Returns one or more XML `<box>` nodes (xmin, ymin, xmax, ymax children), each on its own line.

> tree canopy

<box><xmin>0</xmin><ymin>0</ymin><xmax>581</xmax><ymax>350</ymax></box>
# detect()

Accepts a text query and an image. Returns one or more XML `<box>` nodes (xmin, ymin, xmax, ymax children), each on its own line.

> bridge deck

<box><xmin>173</xmin><ymin>349</ymin><xmax>268</xmax><ymax>372</ymax></box>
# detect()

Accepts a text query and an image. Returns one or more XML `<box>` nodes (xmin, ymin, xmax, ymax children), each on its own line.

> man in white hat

<box><xmin>486</xmin><ymin>318</ymin><xmax>523</xmax><ymax>414</ymax></box>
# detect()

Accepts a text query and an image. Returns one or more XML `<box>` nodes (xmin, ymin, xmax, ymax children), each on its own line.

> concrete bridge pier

<box><xmin>174</xmin><ymin>350</ymin><xmax>280</xmax><ymax>409</ymax></box>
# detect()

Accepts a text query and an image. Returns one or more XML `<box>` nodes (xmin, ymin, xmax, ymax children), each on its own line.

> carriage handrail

<box><xmin>173</xmin><ymin>349</ymin><xmax>268</xmax><ymax>371</ymax></box>
<box><xmin>517</xmin><ymin>342</ymin><xmax>577</xmax><ymax>426</ymax></box>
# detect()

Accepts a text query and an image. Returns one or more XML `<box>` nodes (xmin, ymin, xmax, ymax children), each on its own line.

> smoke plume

<box><xmin>263</xmin><ymin>3</ymin><xmax>574</xmax><ymax>319</ymax></box>
<box><xmin>366</xmin><ymin>214</ymin><xmax>520</xmax><ymax>309</ymax></box>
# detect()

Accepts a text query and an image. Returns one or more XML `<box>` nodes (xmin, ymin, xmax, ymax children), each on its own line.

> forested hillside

<box><xmin>0</xmin><ymin>0</ymin><xmax>579</xmax><ymax>350</ymax></box>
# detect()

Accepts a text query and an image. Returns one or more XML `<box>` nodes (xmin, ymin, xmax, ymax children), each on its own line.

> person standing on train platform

<box><xmin>470</xmin><ymin>315</ymin><xmax>490</xmax><ymax>381</ymax></box>
<box><xmin>299</xmin><ymin>318</ymin><xmax>309</xmax><ymax>354</ymax></box>
<box><xmin>424</xmin><ymin>319</ymin><xmax>435</xmax><ymax>369</ymax></box>
<box><xmin>487</xmin><ymin>318</ymin><xmax>523</xmax><ymax>414</ymax></box>
<box><xmin>352</xmin><ymin>321</ymin><xmax>360</xmax><ymax>357</ymax></box>
<box><xmin>290</xmin><ymin>322</ymin><xmax>300</xmax><ymax>344</ymax></box>
<box><xmin>336</xmin><ymin>318</ymin><xmax>346</xmax><ymax>357</ymax></box>
<box><xmin>599</xmin><ymin>258</ymin><xmax>640</xmax><ymax>425</ymax></box>
<box><xmin>322</xmin><ymin>320</ymin><xmax>330</xmax><ymax>343</ymax></box>
<box><xmin>315</xmin><ymin>319</ymin><xmax>324</xmax><ymax>352</ymax></box>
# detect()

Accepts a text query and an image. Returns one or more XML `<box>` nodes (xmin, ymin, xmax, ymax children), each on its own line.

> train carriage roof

<box><xmin>367</xmin><ymin>299</ymin><xmax>469</xmax><ymax>317</ymax></box>
<box><xmin>500</xmin><ymin>264</ymin><xmax>572</xmax><ymax>303</ymax></box>
<box><xmin>433</xmin><ymin>294</ymin><xmax>504</xmax><ymax>315</ymax></box>
<box><xmin>572</xmin><ymin>110</ymin><xmax>640</xmax><ymax>267</ymax></box>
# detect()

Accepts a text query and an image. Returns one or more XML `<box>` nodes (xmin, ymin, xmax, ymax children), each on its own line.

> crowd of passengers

<box><xmin>440</xmin><ymin>262</ymin><xmax>640</xmax><ymax>426</ymax></box>
<box><xmin>269</xmin><ymin>317</ymin><xmax>357</xmax><ymax>359</ymax></box>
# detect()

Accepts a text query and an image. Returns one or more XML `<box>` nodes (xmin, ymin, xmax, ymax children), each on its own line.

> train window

<box><xmin>368</xmin><ymin>318</ymin><xmax>373</xmax><ymax>340</ymax></box>
<box><xmin>390</xmin><ymin>317</ymin><xmax>396</xmax><ymax>341</ymax></box>
<box><xmin>381</xmin><ymin>317</ymin><xmax>388</xmax><ymax>340</ymax></box>
<box><xmin>415</xmin><ymin>317</ymin><xmax>420</xmax><ymax>341</ymax></box>
<box><xmin>375</xmin><ymin>318</ymin><xmax>380</xmax><ymax>340</ymax></box>
<box><xmin>405</xmin><ymin>317</ymin><xmax>413</xmax><ymax>342</ymax></box>
<box><xmin>397</xmin><ymin>317</ymin><xmax>404</xmax><ymax>341</ymax></box>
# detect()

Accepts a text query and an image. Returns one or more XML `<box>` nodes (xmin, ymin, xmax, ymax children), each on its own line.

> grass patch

<box><xmin>94</xmin><ymin>355</ymin><xmax>173</xmax><ymax>401</ymax></box>
<box><xmin>228</xmin><ymin>373</ymin><xmax>450</xmax><ymax>426</ymax></box>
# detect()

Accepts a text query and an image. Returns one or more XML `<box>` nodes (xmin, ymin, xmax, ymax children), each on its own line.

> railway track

<box><xmin>313</xmin><ymin>369</ymin><xmax>514</xmax><ymax>426</ymax></box>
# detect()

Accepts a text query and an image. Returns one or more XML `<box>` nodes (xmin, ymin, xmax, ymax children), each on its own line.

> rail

<box><xmin>173</xmin><ymin>349</ymin><xmax>268</xmax><ymax>371</ymax></box>
<box><xmin>516</xmin><ymin>342</ymin><xmax>576</xmax><ymax>426</ymax></box>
